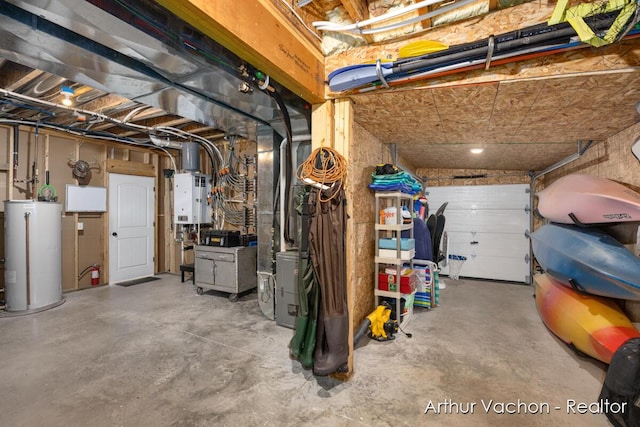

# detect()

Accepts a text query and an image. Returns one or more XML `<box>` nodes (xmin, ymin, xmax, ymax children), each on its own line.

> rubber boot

<box><xmin>313</xmin><ymin>313</ymin><xmax>349</xmax><ymax>376</ymax></box>
<box><xmin>300</xmin><ymin>316</ymin><xmax>318</xmax><ymax>369</ymax></box>
<box><xmin>290</xmin><ymin>258</ymin><xmax>317</xmax><ymax>365</ymax></box>
<box><xmin>289</xmin><ymin>315</ymin><xmax>308</xmax><ymax>359</ymax></box>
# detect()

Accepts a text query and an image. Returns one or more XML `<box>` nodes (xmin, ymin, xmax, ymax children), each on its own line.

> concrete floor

<box><xmin>0</xmin><ymin>274</ymin><xmax>612</xmax><ymax>426</ymax></box>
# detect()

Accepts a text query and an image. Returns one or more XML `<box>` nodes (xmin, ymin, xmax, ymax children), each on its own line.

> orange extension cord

<box><xmin>296</xmin><ymin>146</ymin><xmax>347</xmax><ymax>202</ymax></box>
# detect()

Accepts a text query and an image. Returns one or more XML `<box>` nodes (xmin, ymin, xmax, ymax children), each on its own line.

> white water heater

<box><xmin>4</xmin><ymin>201</ymin><xmax>63</xmax><ymax>312</ymax></box>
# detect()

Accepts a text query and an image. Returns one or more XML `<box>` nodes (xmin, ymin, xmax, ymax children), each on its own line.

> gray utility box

<box><xmin>275</xmin><ymin>251</ymin><xmax>300</xmax><ymax>329</ymax></box>
<box><xmin>195</xmin><ymin>245</ymin><xmax>257</xmax><ymax>301</ymax></box>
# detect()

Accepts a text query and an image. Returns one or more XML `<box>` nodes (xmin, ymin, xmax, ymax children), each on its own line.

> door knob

<box><xmin>112</xmin><ymin>232</ymin><xmax>118</xmax><ymax>237</ymax></box>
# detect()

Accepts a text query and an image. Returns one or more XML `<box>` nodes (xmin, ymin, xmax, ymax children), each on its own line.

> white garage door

<box><xmin>426</xmin><ymin>184</ymin><xmax>531</xmax><ymax>283</ymax></box>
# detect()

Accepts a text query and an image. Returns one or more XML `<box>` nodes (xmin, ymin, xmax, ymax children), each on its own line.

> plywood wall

<box><xmin>418</xmin><ymin>168</ymin><xmax>530</xmax><ymax>187</ymax></box>
<box><xmin>349</xmin><ymin>122</ymin><xmax>405</xmax><ymax>327</ymax></box>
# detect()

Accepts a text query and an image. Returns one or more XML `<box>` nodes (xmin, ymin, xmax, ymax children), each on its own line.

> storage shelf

<box><xmin>375</xmin><ymin>256</ymin><xmax>411</xmax><ymax>264</ymax></box>
<box><xmin>374</xmin><ymin>191</ymin><xmax>415</xmax><ymax>332</ymax></box>
<box><xmin>375</xmin><ymin>223</ymin><xmax>413</xmax><ymax>232</ymax></box>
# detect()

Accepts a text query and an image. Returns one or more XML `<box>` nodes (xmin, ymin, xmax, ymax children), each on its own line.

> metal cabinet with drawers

<box><xmin>194</xmin><ymin>245</ymin><xmax>257</xmax><ymax>301</ymax></box>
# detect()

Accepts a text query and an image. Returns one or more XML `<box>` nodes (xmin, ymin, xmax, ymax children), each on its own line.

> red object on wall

<box><xmin>91</xmin><ymin>265</ymin><xmax>100</xmax><ymax>286</ymax></box>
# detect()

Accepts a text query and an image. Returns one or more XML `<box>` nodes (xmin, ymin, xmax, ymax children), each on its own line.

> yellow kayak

<box><xmin>534</xmin><ymin>273</ymin><xmax>640</xmax><ymax>364</ymax></box>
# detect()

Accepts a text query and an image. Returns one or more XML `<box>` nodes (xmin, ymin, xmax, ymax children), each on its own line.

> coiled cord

<box><xmin>296</xmin><ymin>147</ymin><xmax>347</xmax><ymax>202</ymax></box>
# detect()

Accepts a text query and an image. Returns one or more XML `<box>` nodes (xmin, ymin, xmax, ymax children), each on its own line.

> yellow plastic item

<box><xmin>548</xmin><ymin>0</ymin><xmax>637</xmax><ymax>47</ymax></box>
<box><xmin>367</xmin><ymin>304</ymin><xmax>392</xmax><ymax>339</ymax></box>
<box><xmin>398</xmin><ymin>40</ymin><xmax>448</xmax><ymax>58</ymax></box>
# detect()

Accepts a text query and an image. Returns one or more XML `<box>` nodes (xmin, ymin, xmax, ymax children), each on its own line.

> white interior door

<box><xmin>427</xmin><ymin>184</ymin><xmax>531</xmax><ymax>283</ymax></box>
<box><xmin>109</xmin><ymin>173</ymin><xmax>155</xmax><ymax>283</ymax></box>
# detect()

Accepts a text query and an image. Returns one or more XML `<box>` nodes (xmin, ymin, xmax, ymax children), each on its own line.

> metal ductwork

<box><xmin>0</xmin><ymin>0</ymin><xmax>310</xmax><ymax>140</ymax></box>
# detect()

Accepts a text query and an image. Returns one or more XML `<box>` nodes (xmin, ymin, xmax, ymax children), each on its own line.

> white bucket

<box><xmin>383</xmin><ymin>206</ymin><xmax>397</xmax><ymax>224</ymax></box>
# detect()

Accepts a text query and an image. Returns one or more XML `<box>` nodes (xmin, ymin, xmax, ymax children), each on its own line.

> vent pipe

<box><xmin>181</xmin><ymin>142</ymin><xmax>200</xmax><ymax>172</ymax></box>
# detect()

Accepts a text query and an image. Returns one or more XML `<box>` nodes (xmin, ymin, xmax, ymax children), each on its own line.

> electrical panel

<box><xmin>174</xmin><ymin>172</ymin><xmax>211</xmax><ymax>224</ymax></box>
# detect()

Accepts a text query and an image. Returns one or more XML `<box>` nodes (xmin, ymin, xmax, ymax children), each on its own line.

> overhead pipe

<box><xmin>314</xmin><ymin>0</ymin><xmax>464</xmax><ymax>32</ymax></box>
<box><xmin>0</xmin><ymin>89</ymin><xmax>225</xmax><ymax>166</ymax></box>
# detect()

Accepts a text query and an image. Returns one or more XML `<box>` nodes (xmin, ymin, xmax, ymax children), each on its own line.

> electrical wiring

<box><xmin>329</xmin><ymin>0</ymin><xmax>478</xmax><ymax>36</ymax></box>
<box><xmin>0</xmin><ymin>91</ymin><xmax>216</xmax><ymax>173</ymax></box>
<box><xmin>277</xmin><ymin>0</ymin><xmax>322</xmax><ymax>41</ymax></box>
<box><xmin>154</xmin><ymin>145</ymin><xmax>178</xmax><ymax>173</ymax></box>
<box><xmin>296</xmin><ymin>146</ymin><xmax>347</xmax><ymax>202</ymax></box>
<box><xmin>313</xmin><ymin>0</ymin><xmax>448</xmax><ymax>31</ymax></box>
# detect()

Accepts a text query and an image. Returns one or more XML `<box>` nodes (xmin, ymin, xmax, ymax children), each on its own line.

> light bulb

<box><xmin>470</xmin><ymin>148</ymin><xmax>484</xmax><ymax>154</ymax></box>
<box><xmin>60</xmin><ymin>85</ymin><xmax>74</xmax><ymax>106</ymax></box>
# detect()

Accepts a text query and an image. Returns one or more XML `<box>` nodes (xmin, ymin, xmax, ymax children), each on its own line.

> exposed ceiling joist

<box><xmin>156</xmin><ymin>0</ymin><xmax>326</xmax><ymax>103</ymax></box>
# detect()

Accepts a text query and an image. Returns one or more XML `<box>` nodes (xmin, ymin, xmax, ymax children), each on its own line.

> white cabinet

<box><xmin>426</xmin><ymin>184</ymin><xmax>531</xmax><ymax>283</ymax></box>
<box><xmin>374</xmin><ymin>192</ymin><xmax>415</xmax><ymax>328</ymax></box>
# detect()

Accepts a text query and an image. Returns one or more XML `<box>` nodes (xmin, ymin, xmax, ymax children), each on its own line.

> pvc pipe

<box><xmin>317</xmin><ymin>0</ymin><xmax>477</xmax><ymax>35</ymax></box>
<box><xmin>313</xmin><ymin>0</ymin><xmax>454</xmax><ymax>32</ymax></box>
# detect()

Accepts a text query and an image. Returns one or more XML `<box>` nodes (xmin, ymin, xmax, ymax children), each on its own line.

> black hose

<box><xmin>266</xmin><ymin>87</ymin><xmax>294</xmax><ymax>245</ymax></box>
<box><xmin>354</xmin><ymin>318</ymin><xmax>371</xmax><ymax>347</ymax></box>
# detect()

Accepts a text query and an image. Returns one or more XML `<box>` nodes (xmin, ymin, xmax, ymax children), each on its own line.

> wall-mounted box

<box><xmin>174</xmin><ymin>172</ymin><xmax>211</xmax><ymax>224</ymax></box>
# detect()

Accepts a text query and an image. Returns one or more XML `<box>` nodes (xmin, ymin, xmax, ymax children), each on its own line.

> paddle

<box><xmin>328</xmin><ymin>12</ymin><xmax>618</xmax><ymax>92</ymax></box>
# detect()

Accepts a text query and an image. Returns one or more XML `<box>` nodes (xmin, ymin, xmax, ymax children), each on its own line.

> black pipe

<box><xmin>12</xmin><ymin>125</ymin><xmax>18</xmax><ymax>174</ymax></box>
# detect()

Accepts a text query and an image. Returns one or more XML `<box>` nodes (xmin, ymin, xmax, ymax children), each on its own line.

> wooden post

<box><xmin>311</xmin><ymin>101</ymin><xmax>335</xmax><ymax>150</ymax></box>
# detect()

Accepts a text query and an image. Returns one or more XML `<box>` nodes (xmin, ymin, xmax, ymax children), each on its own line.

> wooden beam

<box><xmin>417</xmin><ymin>4</ymin><xmax>432</xmax><ymax>30</ymax></box>
<box><xmin>311</xmin><ymin>101</ymin><xmax>335</xmax><ymax>149</ymax></box>
<box><xmin>155</xmin><ymin>0</ymin><xmax>325</xmax><ymax>104</ymax></box>
<box><xmin>340</xmin><ymin>0</ymin><xmax>367</xmax><ymax>23</ymax></box>
<box><xmin>332</xmin><ymin>98</ymin><xmax>354</xmax><ymax>379</ymax></box>
<box><xmin>106</xmin><ymin>159</ymin><xmax>155</xmax><ymax>177</ymax></box>
<box><xmin>339</xmin><ymin>0</ymin><xmax>373</xmax><ymax>43</ymax></box>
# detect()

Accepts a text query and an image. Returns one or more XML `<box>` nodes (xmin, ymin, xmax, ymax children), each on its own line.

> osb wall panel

<box><xmin>418</xmin><ymin>168</ymin><xmax>530</xmax><ymax>187</ymax></box>
<box><xmin>349</xmin><ymin>70</ymin><xmax>640</xmax><ymax>172</ymax></box>
<box><xmin>545</xmin><ymin>122</ymin><xmax>640</xmax><ymax>190</ymax></box>
<box><xmin>543</xmin><ymin>121</ymin><xmax>640</xmax><ymax>321</ymax></box>
<box><xmin>349</xmin><ymin>122</ymin><xmax>406</xmax><ymax>327</ymax></box>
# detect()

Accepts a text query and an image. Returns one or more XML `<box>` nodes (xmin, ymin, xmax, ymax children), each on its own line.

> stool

<box><xmin>180</xmin><ymin>263</ymin><xmax>195</xmax><ymax>284</ymax></box>
<box><xmin>180</xmin><ymin>245</ymin><xmax>195</xmax><ymax>284</ymax></box>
